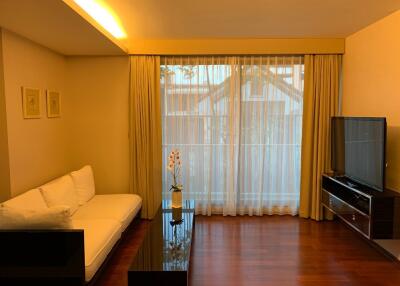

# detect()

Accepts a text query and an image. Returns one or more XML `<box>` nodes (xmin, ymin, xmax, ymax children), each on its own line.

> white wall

<box><xmin>1</xmin><ymin>29</ymin><xmax>130</xmax><ymax>198</ymax></box>
<box><xmin>342</xmin><ymin>10</ymin><xmax>400</xmax><ymax>192</ymax></box>
<box><xmin>0</xmin><ymin>28</ymin><xmax>11</xmax><ymax>201</ymax></box>
<box><xmin>2</xmin><ymin>29</ymin><xmax>69</xmax><ymax>196</ymax></box>
<box><xmin>66</xmin><ymin>57</ymin><xmax>130</xmax><ymax>194</ymax></box>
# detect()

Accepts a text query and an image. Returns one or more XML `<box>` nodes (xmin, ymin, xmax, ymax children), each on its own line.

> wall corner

<box><xmin>0</xmin><ymin>28</ymin><xmax>11</xmax><ymax>202</ymax></box>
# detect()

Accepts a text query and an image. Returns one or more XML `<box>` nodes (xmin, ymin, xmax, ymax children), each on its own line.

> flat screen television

<box><xmin>331</xmin><ymin>117</ymin><xmax>386</xmax><ymax>192</ymax></box>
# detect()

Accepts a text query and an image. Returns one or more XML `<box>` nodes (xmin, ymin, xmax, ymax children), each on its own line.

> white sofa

<box><xmin>0</xmin><ymin>165</ymin><xmax>142</xmax><ymax>283</ymax></box>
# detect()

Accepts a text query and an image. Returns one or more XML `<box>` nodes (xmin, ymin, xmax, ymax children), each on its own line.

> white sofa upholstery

<box><xmin>3</xmin><ymin>189</ymin><xmax>48</xmax><ymax>211</ymax></box>
<box><xmin>0</xmin><ymin>166</ymin><xmax>142</xmax><ymax>282</ymax></box>
<box><xmin>73</xmin><ymin>194</ymin><xmax>142</xmax><ymax>232</ymax></box>
<box><xmin>72</xmin><ymin>218</ymin><xmax>122</xmax><ymax>281</ymax></box>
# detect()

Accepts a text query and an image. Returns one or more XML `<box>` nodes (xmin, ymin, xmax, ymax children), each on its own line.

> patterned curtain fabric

<box><xmin>161</xmin><ymin>56</ymin><xmax>304</xmax><ymax>216</ymax></box>
<box><xmin>129</xmin><ymin>55</ymin><xmax>162</xmax><ymax>219</ymax></box>
<box><xmin>299</xmin><ymin>54</ymin><xmax>342</xmax><ymax>221</ymax></box>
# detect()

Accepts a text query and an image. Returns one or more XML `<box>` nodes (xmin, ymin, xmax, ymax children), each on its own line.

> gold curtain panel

<box><xmin>129</xmin><ymin>55</ymin><xmax>162</xmax><ymax>219</ymax></box>
<box><xmin>299</xmin><ymin>54</ymin><xmax>342</xmax><ymax>221</ymax></box>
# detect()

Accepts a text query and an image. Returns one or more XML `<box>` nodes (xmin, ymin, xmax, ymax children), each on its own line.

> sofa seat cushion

<box><xmin>2</xmin><ymin>189</ymin><xmax>48</xmax><ymax>211</ymax></box>
<box><xmin>71</xmin><ymin>218</ymin><xmax>122</xmax><ymax>282</ymax></box>
<box><xmin>72</xmin><ymin>194</ymin><xmax>142</xmax><ymax>231</ymax></box>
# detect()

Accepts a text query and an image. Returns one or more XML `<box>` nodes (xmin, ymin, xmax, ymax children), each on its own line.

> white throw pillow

<box><xmin>0</xmin><ymin>205</ymin><xmax>72</xmax><ymax>229</ymax></box>
<box><xmin>40</xmin><ymin>175</ymin><xmax>79</xmax><ymax>215</ymax></box>
<box><xmin>3</xmin><ymin>189</ymin><xmax>48</xmax><ymax>211</ymax></box>
<box><xmin>70</xmin><ymin>165</ymin><xmax>96</xmax><ymax>205</ymax></box>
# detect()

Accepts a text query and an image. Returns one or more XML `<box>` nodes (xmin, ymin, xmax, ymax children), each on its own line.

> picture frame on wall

<box><xmin>46</xmin><ymin>90</ymin><xmax>61</xmax><ymax>118</ymax></box>
<box><xmin>22</xmin><ymin>87</ymin><xmax>41</xmax><ymax>119</ymax></box>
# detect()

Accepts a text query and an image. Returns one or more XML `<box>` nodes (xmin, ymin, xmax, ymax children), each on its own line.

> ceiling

<box><xmin>0</xmin><ymin>0</ymin><xmax>126</xmax><ymax>55</ymax></box>
<box><xmin>105</xmin><ymin>0</ymin><xmax>400</xmax><ymax>49</ymax></box>
<box><xmin>0</xmin><ymin>0</ymin><xmax>399</xmax><ymax>55</ymax></box>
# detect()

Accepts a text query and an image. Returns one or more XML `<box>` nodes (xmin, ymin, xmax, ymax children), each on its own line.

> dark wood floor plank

<box><xmin>95</xmin><ymin>216</ymin><xmax>400</xmax><ymax>286</ymax></box>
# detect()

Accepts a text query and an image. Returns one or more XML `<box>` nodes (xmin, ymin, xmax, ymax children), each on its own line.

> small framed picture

<box><xmin>22</xmin><ymin>87</ymin><xmax>41</xmax><ymax>119</ymax></box>
<box><xmin>46</xmin><ymin>90</ymin><xmax>61</xmax><ymax>118</ymax></box>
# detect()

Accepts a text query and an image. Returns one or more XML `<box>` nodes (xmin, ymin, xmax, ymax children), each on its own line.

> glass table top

<box><xmin>129</xmin><ymin>200</ymin><xmax>195</xmax><ymax>272</ymax></box>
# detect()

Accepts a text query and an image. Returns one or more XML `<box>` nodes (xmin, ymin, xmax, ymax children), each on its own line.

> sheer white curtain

<box><xmin>161</xmin><ymin>56</ymin><xmax>304</xmax><ymax>216</ymax></box>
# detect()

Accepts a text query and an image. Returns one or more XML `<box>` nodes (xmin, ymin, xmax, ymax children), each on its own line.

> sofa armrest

<box><xmin>0</xmin><ymin>229</ymin><xmax>85</xmax><ymax>286</ymax></box>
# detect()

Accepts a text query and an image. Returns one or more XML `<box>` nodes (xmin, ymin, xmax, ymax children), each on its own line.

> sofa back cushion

<box><xmin>70</xmin><ymin>165</ymin><xmax>95</xmax><ymax>205</ymax></box>
<box><xmin>2</xmin><ymin>189</ymin><xmax>48</xmax><ymax>211</ymax></box>
<box><xmin>40</xmin><ymin>175</ymin><xmax>79</xmax><ymax>215</ymax></box>
<box><xmin>0</xmin><ymin>205</ymin><xmax>72</xmax><ymax>229</ymax></box>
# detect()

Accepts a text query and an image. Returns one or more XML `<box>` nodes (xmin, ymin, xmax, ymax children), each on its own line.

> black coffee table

<box><xmin>128</xmin><ymin>200</ymin><xmax>195</xmax><ymax>286</ymax></box>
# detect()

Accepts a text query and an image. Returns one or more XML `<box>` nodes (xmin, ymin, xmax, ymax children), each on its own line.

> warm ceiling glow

<box><xmin>74</xmin><ymin>0</ymin><xmax>127</xmax><ymax>39</ymax></box>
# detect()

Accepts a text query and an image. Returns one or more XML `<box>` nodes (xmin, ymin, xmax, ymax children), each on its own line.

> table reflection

<box><xmin>130</xmin><ymin>200</ymin><xmax>195</xmax><ymax>272</ymax></box>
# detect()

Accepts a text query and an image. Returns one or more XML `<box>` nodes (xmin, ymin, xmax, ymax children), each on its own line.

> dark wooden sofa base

<box><xmin>0</xmin><ymin>209</ymin><xmax>142</xmax><ymax>286</ymax></box>
<box><xmin>0</xmin><ymin>229</ymin><xmax>85</xmax><ymax>286</ymax></box>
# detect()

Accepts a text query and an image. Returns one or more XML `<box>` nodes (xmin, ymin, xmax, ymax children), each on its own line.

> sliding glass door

<box><xmin>161</xmin><ymin>56</ymin><xmax>304</xmax><ymax>216</ymax></box>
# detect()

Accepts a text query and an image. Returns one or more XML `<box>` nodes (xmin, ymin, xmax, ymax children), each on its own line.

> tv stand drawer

<box><xmin>322</xmin><ymin>176</ymin><xmax>370</xmax><ymax>215</ymax></box>
<box><xmin>322</xmin><ymin>190</ymin><xmax>370</xmax><ymax>238</ymax></box>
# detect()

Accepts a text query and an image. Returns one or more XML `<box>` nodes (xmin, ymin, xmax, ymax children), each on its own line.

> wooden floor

<box><xmin>95</xmin><ymin>216</ymin><xmax>400</xmax><ymax>286</ymax></box>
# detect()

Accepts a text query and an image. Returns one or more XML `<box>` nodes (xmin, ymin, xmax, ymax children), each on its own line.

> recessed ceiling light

<box><xmin>74</xmin><ymin>0</ymin><xmax>127</xmax><ymax>39</ymax></box>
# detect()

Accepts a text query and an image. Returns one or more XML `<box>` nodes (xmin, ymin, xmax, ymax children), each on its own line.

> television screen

<box><xmin>331</xmin><ymin>117</ymin><xmax>386</xmax><ymax>191</ymax></box>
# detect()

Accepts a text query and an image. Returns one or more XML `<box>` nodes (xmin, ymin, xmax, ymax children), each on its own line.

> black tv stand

<box><xmin>332</xmin><ymin>176</ymin><xmax>364</xmax><ymax>189</ymax></box>
<box><xmin>322</xmin><ymin>174</ymin><xmax>400</xmax><ymax>239</ymax></box>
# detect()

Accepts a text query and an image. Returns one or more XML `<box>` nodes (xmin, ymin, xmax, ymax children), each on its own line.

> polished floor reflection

<box><xmin>96</xmin><ymin>216</ymin><xmax>400</xmax><ymax>286</ymax></box>
<box><xmin>375</xmin><ymin>239</ymin><xmax>400</xmax><ymax>260</ymax></box>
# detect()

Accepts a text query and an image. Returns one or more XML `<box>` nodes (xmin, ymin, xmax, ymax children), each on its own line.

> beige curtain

<box><xmin>129</xmin><ymin>56</ymin><xmax>162</xmax><ymax>219</ymax></box>
<box><xmin>299</xmin><ymin>54</ymin><xmax>342</xmax><ymax>221</ymax></box>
